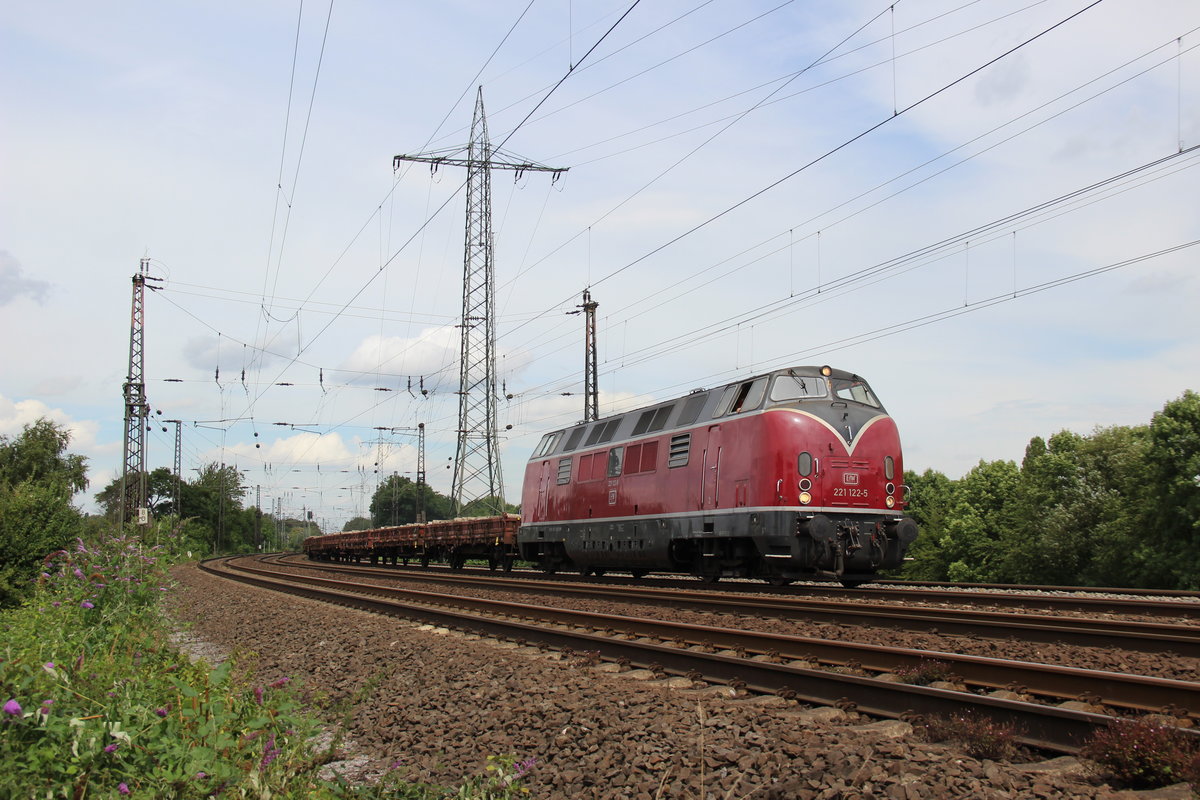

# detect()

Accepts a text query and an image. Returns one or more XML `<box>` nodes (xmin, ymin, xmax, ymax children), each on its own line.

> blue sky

<box><xmin>2</xmin><ymin>0</ymin><xmax>1198</xmax><ymax>530</ymax></box>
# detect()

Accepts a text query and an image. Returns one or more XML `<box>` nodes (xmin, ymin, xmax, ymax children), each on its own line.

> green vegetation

<box><xmin>901</xmin><ymin>391</ymin><xmax>1200</xmax><ymax>589</ymax></box>
<box><xmin>0</xmin><ymin>420</ymin><xmax>89</xmax><ymax>607</ymax></box>
<box><xmin>0</xmin><ymin>532</ymin><xmax>534</xmax><ymax>798</ymax></box>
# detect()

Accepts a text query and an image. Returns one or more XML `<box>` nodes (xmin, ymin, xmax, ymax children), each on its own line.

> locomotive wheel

<box><xmin>766</xmin><ymin>575</ymin><xmax>793</xmax><ymax>586</ymax></box>
<box><xmin>592</xmin><ymin>569</ymin><xmax>607</xmax><ymax>577</ymax></box>
<box><xmin>630</xmin><ymin>569</ymin><xmax>648</xmax><ymax>579</ymax></box>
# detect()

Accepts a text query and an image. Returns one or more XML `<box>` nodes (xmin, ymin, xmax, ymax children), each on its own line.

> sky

<box><xmin>2</xmin><ymin>0</ymin><xmax>1198</xmax><ymax>532</ymax></box>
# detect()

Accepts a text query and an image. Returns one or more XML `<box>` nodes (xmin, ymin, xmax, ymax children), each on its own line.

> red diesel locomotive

<box><xmin>518</xmin><ymin>365</ymin><xmax>917</xmax><ymax>586</ymax></box>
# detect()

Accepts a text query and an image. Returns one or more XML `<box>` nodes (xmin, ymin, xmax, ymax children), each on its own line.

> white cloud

<box><xmin>0</xmin><ymin>251</ymin><xmax>50</xmax><ymax>306</ymax></box>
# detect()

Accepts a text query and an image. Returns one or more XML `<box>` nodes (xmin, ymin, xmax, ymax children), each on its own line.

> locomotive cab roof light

<box><xmin>820</xmin><ymin>365</ymin><xmax>832</xmax><ymax>376</ymax></box>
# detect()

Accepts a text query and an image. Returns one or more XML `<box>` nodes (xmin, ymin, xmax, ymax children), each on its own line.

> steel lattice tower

<box><xmin>580</xmin><ymin>290</ymin><xmax>599</xmax><ymax>422</ymax></box>
<box><xmin>119</xmin><ymin>258</ymin><xmax>159</xmax><ymax>527</ymax></box>
<box><xmin>394</xmin><ymin>88</ymin><xmax>566</xmax><ymax>514</ymax></box>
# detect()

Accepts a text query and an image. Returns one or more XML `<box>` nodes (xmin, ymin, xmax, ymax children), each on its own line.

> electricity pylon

<box><xmin>394</xmin><ymin>88</ymin><xmax>566</xmax><ymax>514</ymax></box>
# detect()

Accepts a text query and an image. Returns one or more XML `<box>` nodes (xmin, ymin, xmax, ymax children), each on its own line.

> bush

<box><xmin>915</xmin><ymin>712</ymin><xmax>1020</xmax><ymax>760</ymax></box>
<box><xmin>1080</xmin><ymin>718</ymin><xmax>1200</xmax><ymax>789</ymax></box>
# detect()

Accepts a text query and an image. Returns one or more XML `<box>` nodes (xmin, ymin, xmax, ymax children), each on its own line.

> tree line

<box><xmin>900</xmin><ymin>390</ymin><xmax>1200</xmax><ymax>590</ymax></box>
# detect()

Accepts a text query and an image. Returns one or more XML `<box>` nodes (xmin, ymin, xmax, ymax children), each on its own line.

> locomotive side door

<box><xmin>536</xmin><ymin>460</ymin><xmax>551</xmax><ymax>520</ymax></box>
<box><xmin>703</xmin><ymin>425</ymin><xmax>722</xmax><ymax>509</ymax></box>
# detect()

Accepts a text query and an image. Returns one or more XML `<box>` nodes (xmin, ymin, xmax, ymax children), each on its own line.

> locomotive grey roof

<box><xmin>528</xmin><ymin>365</ymin><xmax>882</xmax><ymax>460</ymax></box>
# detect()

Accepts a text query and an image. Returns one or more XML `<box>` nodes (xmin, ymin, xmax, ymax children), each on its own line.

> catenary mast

<box><xmin>119</xmin><ymin>258</ymin><xmax>160</xmax><ymax>528</ymax></box>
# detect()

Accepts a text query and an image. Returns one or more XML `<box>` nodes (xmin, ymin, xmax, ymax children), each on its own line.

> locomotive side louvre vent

<box><xmin>556</xmin><ymin>457</ymin><xmax>572</xmax><ymax>485</ymax></box>
<box><xmin>677</xmin><ymin>393</ymin><xmax>709</xmax><ymax>426</ymax></box>
<box><xmin>668</xmin><ymin>433</ymin><xmax>691</xmax><ymax>468</ymax></box>
<box><xmin>563</xmin><ymin>427</ymin><xmax>586</xmax><ymax>452</ymax></box>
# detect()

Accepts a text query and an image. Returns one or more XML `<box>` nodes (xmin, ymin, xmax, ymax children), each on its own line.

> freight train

<box><xmin>304</xmin><ymin>365</ymin><xmax>917</xmax><ymax>587</ymax></box>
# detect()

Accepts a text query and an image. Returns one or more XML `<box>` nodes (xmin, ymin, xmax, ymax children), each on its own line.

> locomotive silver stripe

<box><xmin>524</xmin><ymin>505</ymin><xmax>904</xmax><ymax>528</ymax></box>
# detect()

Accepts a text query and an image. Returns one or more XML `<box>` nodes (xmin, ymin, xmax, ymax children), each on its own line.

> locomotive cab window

<box><xmin>532</xmin><ymin>431</ymin><xmax>563</xmax><ymax>458</ymax></box>
<box><xmin>770</xmin><ymin>374</ymin><xmax>829</xmax><ymax>403</ymax></box>
<box><xmin>831</xmin><ymin>378</ymin><xmax>881</xmax><ymax>408</ymax></box>
<box><xmin>716</xmin><ymin>377</ymin><xmax>768</xmax><ymax>416</ymax></box>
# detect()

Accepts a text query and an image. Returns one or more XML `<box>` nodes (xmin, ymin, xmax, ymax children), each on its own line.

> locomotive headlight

<box><xmin>799</xmin><ymin>491</ymin><xmax>812</xmax><ymax>505</ymax></box>
<box><xmin>798</xmin><ymin>479</ymin><xmax>812</xmax><ymax>491</ymax></box>
<box><xmin>886</xmin><ymin>496</ymin><xmax>895</xmax><ymax>508</ymax></box>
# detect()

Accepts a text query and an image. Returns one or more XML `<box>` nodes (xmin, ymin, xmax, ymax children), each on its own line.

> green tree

<box><xmin>342</xmin><ymin>516</ymin><xmax>373</xmax><ymax>531</ymax></box>
<box><xmin>0</xmin><ymin>419</ymin><xmax>87</xmax><ymax>493</ymax></box>
<box><xmin>1143</xmin><ymin>391</ymin><xmax>1200</xmax><ymax>588</ymax></box>
<box><xmin>0</xmin><ymin>419</ymin><xmax>88</xmax><ymax>605</ymax></box>
<box><xmin>93</xmin><ymin>467</ymin><xmax>178</xmax><ymax>520</ymax></box>
<box><xmin>898</xmin><ymin>468</ymin><xmax>956</xmax><ymax>580</ymax></box>
<box><xmin>180</xmin><ymin>463</ymin><xmax>249</xmax><ymax>554</ymax></box>
<box><xmin>369</xmin><ymin>475</ymin><xmax>452</xmax><ymax>526</ymax></box>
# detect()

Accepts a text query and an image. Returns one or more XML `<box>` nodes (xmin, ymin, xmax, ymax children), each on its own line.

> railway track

<box><xmin>205</xmin><ymin>555</ymin><xmax>1199</xmax><ymax>755</ymax></box>
<box><xmin>269</xmin><ymin>556</ymin><xmax>1200</xmax><ymax>658</ymax></box>
<box><xmin>292</xmin><ymin>555</ymin><xmax>1200</xmax><ymax>619</ymax></box>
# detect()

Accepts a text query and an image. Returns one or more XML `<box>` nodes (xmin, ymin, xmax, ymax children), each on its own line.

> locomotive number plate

<box><xmin>833</xmin><ymin>487</ymin><xmax>869</xmax><ymax>498</ymax></box>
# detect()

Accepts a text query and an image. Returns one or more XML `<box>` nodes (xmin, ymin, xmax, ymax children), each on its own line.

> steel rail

<box><xmin>270</xmin><ymin>556</ymin><xmax>1200</xmax><ymax>657</ymax></box>
<box><xmin>211</xmin><ymin>556</ymin><xmax>1195</xmax><ymax>738</ymax></box>
<box><xmin>284</xmin><ymin>554</ymin><xmax>1200</xmax><ymax>618</ymax></box>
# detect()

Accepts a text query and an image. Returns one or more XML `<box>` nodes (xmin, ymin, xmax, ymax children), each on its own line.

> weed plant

<box><xmin>1080</xmin><ymin>717</ymin><xmax>1200</xmax><ymax>790</ymax></box>
<box><xmin>915</xmin><ymin>712</ymin><xmax>1020</xmax><ymax>760</ymax></box>
<box><xmin>0</xmin><ymin>533</ymin><xmax>532</xmax><ymax>799</ymax></box>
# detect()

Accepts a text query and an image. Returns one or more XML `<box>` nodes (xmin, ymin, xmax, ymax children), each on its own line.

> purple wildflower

<box><xmin>268</xmin><ymin>677</ymin><xmax>290</xmax><ymax>689</ymax></box>
<box><xmin>43</xmin><ymin>662</ymin><xmax>55</xmax><ymax>672</ymax></box>
<box><xmin>514</xmin><ymin>756</ymin><xmax>538</xmax><ymax>779</ymax></box>
<box><xmin>104</xmin><ymin>743</ymin><xmax>119</xmax><ymax>753</ymax></box>
<box><xmin>118</xmin><ymin>783</ymin><xmax>130</xmax><ymax>796</ymax></box>
<box><xmin>254</xmin><ymin>686</ymin><xmax>264</xmax><ymax>705</ymax></box>
<box><xmin>81</xmin><ymin>601</ymin><xmax>94</xmax><ymax>609</ymax></box>
<box><xmin>259</xmin><ymin>734</ymin><xmax>280</xmax><ymax>771</ymax></box>
<box><xmin>195</xmin><ymin>772</ymin><xmax>207</xmax><ymax>779</ymax></box>
<box><xmin>52</xmin><ymin>601</ymin><xmax>61</xmax><ymax>608</ymax></box>
<box><xmin>155</xmin><ymin>707</ymin><xmax>168</xmax><ymax>718</ymax></box>
<box><xmin>3</xmin><ymin>699</ymin><xmax>22</xmax><ymax>716</ymax></box>
<box><xmin>41</xmin><ymin>700</ymin><xmax>53</xmax><ymax>708</ymax></box>
<box><xmin>76</xmin><ymin>538</ymin><xmax>88</xmax><ymax>553</ymax></box>
<box><xmin>74</xmin><ymin>567</ymin><xmax>84</xmax><ymax>579</ymax></box>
